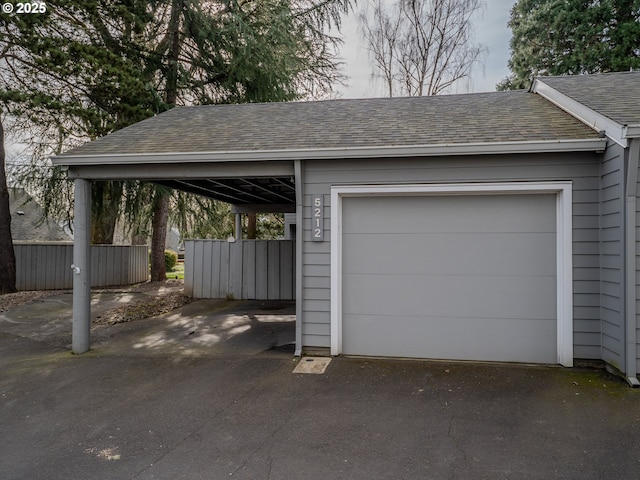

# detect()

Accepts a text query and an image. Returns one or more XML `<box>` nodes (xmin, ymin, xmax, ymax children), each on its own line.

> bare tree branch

<box><xmin>359</xmin><ymin>0</ymin><xmax>485</xmax><ymax>97</ymax></box>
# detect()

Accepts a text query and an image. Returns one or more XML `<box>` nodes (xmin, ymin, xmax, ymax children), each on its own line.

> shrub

<box><xmin>164</xmin><ymin>249</ymin><xmax>178</xmax><ymax>271</ymax></box>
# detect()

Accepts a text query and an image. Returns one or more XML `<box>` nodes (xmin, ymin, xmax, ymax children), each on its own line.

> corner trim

<box><xmin>330</xmin><ymin>181</ymin><xmax>574</xmax><ymax>366</ymax></box>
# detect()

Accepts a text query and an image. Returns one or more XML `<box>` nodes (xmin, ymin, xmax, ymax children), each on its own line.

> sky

<box><xmin>333</xmin><ymin>0</ymin><xmax>518</xmax><ymax>98</ymax></box>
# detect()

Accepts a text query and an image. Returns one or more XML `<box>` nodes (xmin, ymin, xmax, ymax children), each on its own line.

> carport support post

<box><xmin>72</xmin><ymin>178</ymin><xmax>92</xmax><ymax>354</ymax></box>
<box><xmin>235</xmin><ymin>213</ymin><xmax>242</xmax><ymax>240</ymax></box>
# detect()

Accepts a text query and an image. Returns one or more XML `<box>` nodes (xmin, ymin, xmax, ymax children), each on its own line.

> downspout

<box><xmin>625</xmin><ymin>138</ymin><xmax>640</xmax><ymax>386</ymax></box>
<box><xmin>294</xmin><ymin>160</ymin><xmax>303</xmax><ymax>356</ymax></box>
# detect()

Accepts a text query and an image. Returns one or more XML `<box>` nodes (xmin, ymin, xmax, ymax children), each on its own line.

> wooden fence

<box><xmin>14</xmin><ymin>242</ymin><xmax>149</xmax><ymax>290</ymax></box>
<box><xmin>184</xmin><ymin>240</ymin><xmax>295</xmax><ymax>300</ymax></box>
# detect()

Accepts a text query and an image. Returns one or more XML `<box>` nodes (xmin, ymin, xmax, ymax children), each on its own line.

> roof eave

<box><xmin>623</xmin><ymin>125</ymin><xmax>640</xmax><ymax>139</ymax></box>
<box><xmin>533</xmin><ymin>78</ymin><xmax>629</xmax><ymax>146</ymax></box>
<box><xmin>52</xmin><ymin>139</ymin><xmax>606</xmax><ymax>166</ymax></box>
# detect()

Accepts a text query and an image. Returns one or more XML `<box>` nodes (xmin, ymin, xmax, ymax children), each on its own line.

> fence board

<box><xmin>229</xmin><ymin>242</ymin><xmax>243</xmax><ymax>299</ymax></box>
<box><xmin>255</xmin><ymin>241</ymin><xmax>269</xmax><ymax>300</ymax></box>
<box><xmin>267</xmin><ymin>242</ymin><xmax>280</xmax><ymax>300</ymax></box>
<box><xmin>14</xmin><ymin>243</ymin><xmax>148</xmax><ymax>290</ymax></box>
<box><xmin>185</xmin><ymin>240</ymin><xmax>295</xmax><ymax>300</ymax></box>
<box><xmin>184</xmin><ymin>241</ymin><xmax>195</xmax><ymax>296</ymax></box>
<box><xmin>243</xmin><ymin>241</ymin><xmax>256</xmax><ymax>299</ymax></box>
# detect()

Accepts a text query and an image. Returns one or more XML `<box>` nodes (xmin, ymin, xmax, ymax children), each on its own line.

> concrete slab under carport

<box><xmin>0</xmin><ymin>291</ymin><xmax>296</xmax><ymax>357</ymax></box>
<box><xmin>91</xmin><ymin>298</ymin><xmax>296</xmax><ymax>357</ymax></box>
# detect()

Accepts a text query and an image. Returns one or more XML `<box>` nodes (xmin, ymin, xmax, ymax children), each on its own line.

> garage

<box><xmin>331</xmin><ymin>183</ymin><xmax>573</xmax><ymax>365</ymax></box>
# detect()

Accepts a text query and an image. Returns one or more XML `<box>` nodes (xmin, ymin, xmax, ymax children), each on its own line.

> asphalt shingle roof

<box><xmin>538</xmin><ymin>71</ymin><xmax>640</xmax><ymax>127</ymax></box>
<box><xmin>58</xmin><ymin>90</ymin><xmax>600</xmax><ymax>158</ymax></box>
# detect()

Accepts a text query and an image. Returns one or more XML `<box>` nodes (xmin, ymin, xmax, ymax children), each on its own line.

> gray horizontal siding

<box><xmin>599</xmin><ymin>143</ymin><xmax>625</xmax><ymax>370</ymax></box>
<box><xmin>301</xmin><ymin>152</ymin><xmax>603</xmax><ymax>355</ymax></box>
<box><xmin>15</xmin><ymin>243</ymin><xmax>148</xmax><ymax>290</ymax></box>
<box><xmin>184</xmin><ymin>240</ymin><xmax>295</xmax><ymax>300</ymax></box>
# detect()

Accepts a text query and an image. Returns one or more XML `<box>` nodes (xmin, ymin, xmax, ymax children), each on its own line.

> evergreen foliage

<box><xmin>0</xmin><ymin>0</ymin><xmax>352</xmax><ymax>248</ymax></box>
<box><xmin>499</xmin><ymin>0</ymin><xmax>640</xmax><ymax>90</ymax></box>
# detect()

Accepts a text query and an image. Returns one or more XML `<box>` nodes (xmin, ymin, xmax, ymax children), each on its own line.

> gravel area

<box><xmin>93</xmin><ymin>290</ymin><xmax>192</xmax><ymax>325</ymax></box>
<box><xmin>0</xmin><ymin>280</ymin><xmax>192</xmax><ymax>324</ymax></box>
<box><xmin>0</xmin><ymin>290</ymin><xmax>67</xmax><ymax>313</ymax></box>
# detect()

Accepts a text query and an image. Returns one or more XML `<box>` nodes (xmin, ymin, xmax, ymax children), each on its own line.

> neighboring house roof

<box><xmin>533</xmin><ymin>71</ymin><xmax>640</xmax><ymax>144</ymax></box>
<box><xmin>9</xmin><ymin>188</ymin><xmax>72</xmax><ymax>242</ymax></box>
<box><xmin>55</xmin><ymin>89</ymin><xmax>604</xmax><ymax>165</ymax></box>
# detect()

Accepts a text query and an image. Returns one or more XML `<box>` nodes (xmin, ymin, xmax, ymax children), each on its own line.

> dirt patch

<box><xmin>0</xmin><ymin>280</ymin><xmax>191</xmax><ymax>326</ymax></box>
<box><xmin>0</xmin><ymin>290</ymin><xmax>67</xmax><ymax>313</ymax></box>
<box><xmin>93</xmin><ymin>291</ymin><xmax>193</xmax><ymax>326</ymax></box>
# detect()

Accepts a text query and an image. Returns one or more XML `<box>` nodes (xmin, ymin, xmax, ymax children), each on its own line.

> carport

<box><xmin>53</xmin><ymin>105</ymin><xmax>304</xmax><ymax>354</ymax></box>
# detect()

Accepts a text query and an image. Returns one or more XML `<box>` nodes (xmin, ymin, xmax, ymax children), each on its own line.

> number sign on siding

<box><xmin>312</xmin><ymin>195</ymin><xmax>324</xmax><ymax>242</ymax></box>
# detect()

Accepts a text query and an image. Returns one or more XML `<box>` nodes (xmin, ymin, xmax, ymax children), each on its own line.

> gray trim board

<box><xmin>64</xmin><ymin>161</ymin><xmax>294</xmax><ymax>180</ymax></box>
<box><xmin>599</xmin><ymin>142</ymin><xmax>625</xmax><ymax>371</ymax></box>
<box><xmin>625</xmin><ymin>139</ymin><xmax>640</xmax><ymax>385</ymax></box>
<box><xmin>231</xmin><ymin>204</ymin><xmax>296</xmax><ymax>213</ymax></box>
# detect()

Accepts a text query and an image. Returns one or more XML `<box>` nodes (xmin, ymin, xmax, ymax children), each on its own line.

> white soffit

<box><xmin>533</xmin><ymin>79</ymin><xmax>629</xmax><ymax>147</ymax></box>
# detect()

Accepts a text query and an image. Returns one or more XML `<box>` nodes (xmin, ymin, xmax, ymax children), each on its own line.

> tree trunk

<box><xmin>247</xmin><ymin>213</ymin><xmax>257</xmax><ymax>239</ymax></box>
<box><xmin>150</xmin><ymin>189</ymin><xmax>169</xmax><ymax>282</ymax></box>
<box><xmin>91</xmin><ymin>181</ymin><xmax>122</xmax><ymax>244</ymax></box>
<box><xmin>0</xmin><ymin>118</ymin><xmax>17</xmax><ymax>293</ymax></box>
<box><xmin>165</xmin><ymin>0</ymin><xmax>182</xmax><ymax>107</ymax></box>
<box><xmin>147</xmin><ymin>0</ymin><xmax>180</xmax><ymax>282</ymax></box>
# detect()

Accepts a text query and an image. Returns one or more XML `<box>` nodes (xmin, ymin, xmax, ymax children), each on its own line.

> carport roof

<box><xmin>53</xmin><ymin>89</ymin><xmax>604</xmax><ymax>165</ymax></box>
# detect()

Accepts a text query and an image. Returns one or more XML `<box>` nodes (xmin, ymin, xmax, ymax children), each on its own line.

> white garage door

<box><xmin>341</xmin><ymin>193</ymin><xmax>558</xmax><ymax>364</ymax></box>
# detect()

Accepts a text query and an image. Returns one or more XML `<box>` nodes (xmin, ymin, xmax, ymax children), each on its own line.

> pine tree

<box><xmin>1</xmin><ymin>0</ymin><xmax>353</xmax><ymax>281</ymax></box>
<box><xmin>498</xmin><ymin>0</ymin><xmax>640</xmax><ymax>90</ymax></box>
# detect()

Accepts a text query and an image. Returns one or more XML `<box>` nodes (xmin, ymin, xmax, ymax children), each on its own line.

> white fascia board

<box><xmin>533</xmin><ymin>79</ymin><xmax>628</xmax><ymax>147</ymax></box>
<box><xmin>52</xmin><ymin>138</ymin><xmax>606</xmax><ymax>166</ymax></box>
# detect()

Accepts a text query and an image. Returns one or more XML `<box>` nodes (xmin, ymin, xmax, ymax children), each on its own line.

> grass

<box><xmin>168</xmin><ymin>262</ymin><xmax>185</xmax><ymax>280</ymax></box>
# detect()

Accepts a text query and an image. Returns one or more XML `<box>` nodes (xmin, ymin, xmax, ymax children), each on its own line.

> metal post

<box><xmin>294</xmin><ymin>160</ymin><xmax>303</xmax><ymax>356</ymax></box>
<box><xmin>72</xmin><ymin>179</ymin><xmax>91</xmax><ymax>354</ymax></box>
<box><xmin>235</xmin><ymin>213</ymin><xmax>242</xmax><ymax>240</ymax></box>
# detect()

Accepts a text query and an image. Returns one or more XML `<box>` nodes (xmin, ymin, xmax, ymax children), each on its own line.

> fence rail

<box><xmin>14</xmin><ymin>242</ymin><xmax>149</xmax><ymax>290</ymax></box>
<box><xmin>184</xmin><ymin>240</ymin><xmax>295</xmax><ymax>300</ymax></box>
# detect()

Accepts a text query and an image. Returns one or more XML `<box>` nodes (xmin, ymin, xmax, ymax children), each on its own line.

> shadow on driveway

<box><xmin>92</xmin><ymin>298</ymin><xmax>296</xmax><ymax>357</ymax></box>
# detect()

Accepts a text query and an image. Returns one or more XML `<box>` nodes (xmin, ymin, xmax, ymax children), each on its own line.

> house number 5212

<box><xmin>312</xmin><ymin>195</ymin><xmax>324</xmax><ymax>242</ymax></box>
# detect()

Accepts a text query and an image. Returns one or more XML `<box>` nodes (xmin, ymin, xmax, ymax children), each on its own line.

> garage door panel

<box><xmin>342</xmin><ymin>232</ymin><xmax>556</xmax><ymax>277</ymax></box>
<box><xmin>342</xmin><ymin>314</ymin><xmax>557</xmax><ymax>364</ymax></box>
<box><xmin>340</xmin><ymin>192</ymin><xmax>558</xmax><ymax>364</ymax></box>
<box><xmin>343</xmin><ymin>273</ymin><xmax>557</xmax><ymax>320</ymax></box>
<box><xmin>343</xmin><ymin>195</ymin><xmax>556</xmax><ymax>235</ymax></box>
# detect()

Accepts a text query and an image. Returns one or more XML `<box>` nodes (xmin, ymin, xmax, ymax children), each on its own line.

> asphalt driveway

<box><xmin>1</xmin><ymin>292</ymin><xmax>639</xmax><ymax>480</ymax></box>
